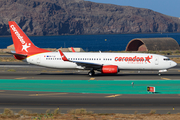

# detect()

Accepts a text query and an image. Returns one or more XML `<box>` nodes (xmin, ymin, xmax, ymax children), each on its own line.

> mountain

<box><xmin>0</xmin><ymin>0</ymin><xmax>180</xmax><ymax>36</ymax></box>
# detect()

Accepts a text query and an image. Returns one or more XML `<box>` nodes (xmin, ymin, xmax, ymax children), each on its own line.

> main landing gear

<box><xmin>88</xmin><ymin>70</ymin><xmax>95</xmax><ymax>77</ymax></box>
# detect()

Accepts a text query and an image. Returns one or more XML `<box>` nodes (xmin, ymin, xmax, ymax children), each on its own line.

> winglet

<box><xmin>71</xmin><ymin>47</ymin><xmax>75</xmax><ymax>52</ymax></box>
<box><xmin>59</xmin><ymin>50</ymin><xmax>69</xmax><ymax>61</ymax></box>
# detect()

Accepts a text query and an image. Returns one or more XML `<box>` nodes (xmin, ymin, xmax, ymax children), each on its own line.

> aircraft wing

<box><xmin>59</xmin><ymin>50</ymin><xmax>103</xmax><ymax>69</ymax></box>
<box><xmin>74</xmin><ymin>61</ymin><xmax>102</xmax><ymax>69</ymax></box>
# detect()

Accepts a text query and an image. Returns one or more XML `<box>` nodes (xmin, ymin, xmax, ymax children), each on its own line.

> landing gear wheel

<box><xmin>88</xmin><ymin>72</ymin><xmax>93</xmax><ymax>76</ymax></box>
<box><xmin>88</xmin><ymin>71</ymin><xmax>95</xmax><ymax>77</ymax></box>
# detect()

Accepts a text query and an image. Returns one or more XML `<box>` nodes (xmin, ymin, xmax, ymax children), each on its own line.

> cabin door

<box><xmin>37</xmin><ymin>55</ymin><xmax>41</xmax><ymax>64</ymax></box>
<box><xmin>155</xmin><ymin>56</ymin><xmax>159</xmax><ymax>65</ymax></box>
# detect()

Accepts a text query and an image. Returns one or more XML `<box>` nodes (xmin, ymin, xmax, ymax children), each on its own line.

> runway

<box><xmin>0</xmin><ymin>62</ymin><xmax>180</xmax><ymax>80</ymax></box>
<box><xmin>0</xmin><ymin>62</ymin><xmax>180</xmax><ymax>114</ymax></box>
<box><xmin>0</xmin><ymin>90</ymin><xmax>180</xmax><ymax>114</ymax></box>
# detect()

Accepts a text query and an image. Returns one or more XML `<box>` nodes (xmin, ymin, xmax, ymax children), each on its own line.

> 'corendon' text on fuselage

<box><xmin>115</xmin><ymin>56</ymin><xmax>153</xmax><ymax>63</ymax></box>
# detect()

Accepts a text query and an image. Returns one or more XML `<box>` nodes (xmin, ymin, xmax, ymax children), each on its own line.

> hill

<box><xmin>0</xmin><ymin>0</ymin><xmax>180</xmax><ymax>36</ymax></box>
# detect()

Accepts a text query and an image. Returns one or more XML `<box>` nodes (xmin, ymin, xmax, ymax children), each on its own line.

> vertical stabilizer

<box><xmin>9</xmin><ymin>21</ymin><xmax>50</xmax><ymax>56</ymax></box>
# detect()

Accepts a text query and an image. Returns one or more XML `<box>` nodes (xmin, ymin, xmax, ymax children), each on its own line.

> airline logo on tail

<box><xmin>22</xmin><ymin>43</ymin><xmax>31</xmax><ymax>52</ymax></box>
<box><xmin>10</xmin><ymin>25</ymin><xmax>31</xmax><ymax>52</ymax></box>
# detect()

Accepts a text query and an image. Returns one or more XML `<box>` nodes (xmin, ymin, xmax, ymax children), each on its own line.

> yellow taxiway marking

<box><xmin>178</xmin><ymin>70</ymin><xmax>180</xmax><ymax>72</ymax></box>
<box><xmin>89</xmin><ymin>78</ymin><xmax>95</xmax><ymax>80</ymax></box>
<box><xmin>29</xmin><ymin>93</ymin><xmax>68</xmax><ymax>96</ymax></box>
<box><xmin>105</xmin><ymin>94</ymin><xmax>122</xmax><ymax>98</ymax></box>
<box><xmin>161</xmin><ymin>77</ymin><xmax>171</xmax><ymax>80</ymax></box>
<box><xmin>15</xmin><ymin>77</ymin><xmax>27</xmax><ymax>79</ymax></box>
<box><xmin>0</xmin><ymin>90</ymin><xmax>5</xmax><ymax>92</ymax></box>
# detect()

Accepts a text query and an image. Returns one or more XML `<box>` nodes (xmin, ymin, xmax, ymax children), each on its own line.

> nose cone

<box><xmin>171</xmin><ymin>61</ymin><xmax>177</xmax><ymax>67</ymax></box>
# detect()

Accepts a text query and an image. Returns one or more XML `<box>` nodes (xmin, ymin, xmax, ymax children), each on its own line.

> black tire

<box><xmin>88</xmin><ymin>72</ymin><xmax>93</xmax><ymax>76</ymax></box>
<box><xmin>88</xmin><ymin>70</ymin><xmax>95</xmax><ymax>76</ymax></box>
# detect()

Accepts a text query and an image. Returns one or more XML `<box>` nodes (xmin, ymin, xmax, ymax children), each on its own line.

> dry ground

<box><xmin>0</xmin><ymin>108</ymin><xmax>180</xmax><ymax>120</ymax></box>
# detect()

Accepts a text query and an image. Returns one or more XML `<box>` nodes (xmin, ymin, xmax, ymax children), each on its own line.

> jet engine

<box><xmin>101</xmin><ymin>65</ymin><xmax>119</xmax><ymax>74</ymax></box>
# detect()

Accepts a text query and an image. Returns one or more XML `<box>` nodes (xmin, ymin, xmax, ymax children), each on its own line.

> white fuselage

<box><xmin>26</xmin><ymin>52</ymin><xmax>177</xmax><ymax>71</ymax></box>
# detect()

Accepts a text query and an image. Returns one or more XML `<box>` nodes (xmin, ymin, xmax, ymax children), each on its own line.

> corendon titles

<box><xmin>10</xmin><ymin>25</ymin><xmax>31</xmax><ymax>52</ymax></box>
<box><xmin>10</xmin><ymin>25</ymin><xmax>25</xmax><ymax>44</ymax></box>
<box><xmin>115</xmin><ymin>56</ymin><xmax>153</xmax><ymax>64</ymax></box>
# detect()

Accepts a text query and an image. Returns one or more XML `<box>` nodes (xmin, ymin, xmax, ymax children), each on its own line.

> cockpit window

<box><xmin>163</xmin><ymin>58</ymin><xmax>170</xmax><ymax>61</ymax></box>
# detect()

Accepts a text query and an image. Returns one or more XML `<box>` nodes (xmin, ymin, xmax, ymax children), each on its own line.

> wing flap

<box><xmin>75</xmin><ymin>61</ymin><xmax>102</xmax><ymax>69</ymax></box>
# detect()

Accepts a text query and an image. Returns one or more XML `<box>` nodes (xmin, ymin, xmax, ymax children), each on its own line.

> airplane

<box><xmin>8</xmin><ymin>21</ymin><xmax>177</xmax><ymax>76</ymax></box>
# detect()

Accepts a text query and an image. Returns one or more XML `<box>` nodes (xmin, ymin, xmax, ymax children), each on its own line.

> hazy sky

<box><xmin>85</xmin><ymin>0</ymin><xmax>180</xmax><ymax>18</ymax></box>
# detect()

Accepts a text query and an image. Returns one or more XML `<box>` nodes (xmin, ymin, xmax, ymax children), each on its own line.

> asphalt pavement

<box><xmin>0</xmin><ymin>61</ymin><xmax>180</xmax><ymax>114</ymax></box>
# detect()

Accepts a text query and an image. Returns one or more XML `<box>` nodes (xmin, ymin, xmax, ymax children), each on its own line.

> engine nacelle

<box><xmin>101</xmin><ymin>65</ymin><xmax>119</xmax><ymax>74</ymax></box>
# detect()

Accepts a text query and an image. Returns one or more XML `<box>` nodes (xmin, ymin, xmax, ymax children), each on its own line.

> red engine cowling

<box><xmin>101</xmin><ymin>65</ymin><xmax>118</xmax><ymax>74</ymax></box>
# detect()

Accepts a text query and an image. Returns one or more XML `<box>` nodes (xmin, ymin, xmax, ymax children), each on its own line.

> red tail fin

<box><xmin>9</xmin><ymin>21</ymin><xmax>50</xmax><ymax>56</ymax></box>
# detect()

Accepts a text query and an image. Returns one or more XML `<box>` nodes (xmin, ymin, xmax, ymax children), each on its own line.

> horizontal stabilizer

<box><xmin>6</xmin><ymin>51</ymin><xmax>27</xmax><ymax>60</ymax></box>
<box><xmin>6</xmin><ymin>51</ymin><xmax>27</xmax><ymax>57</ymax></box>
